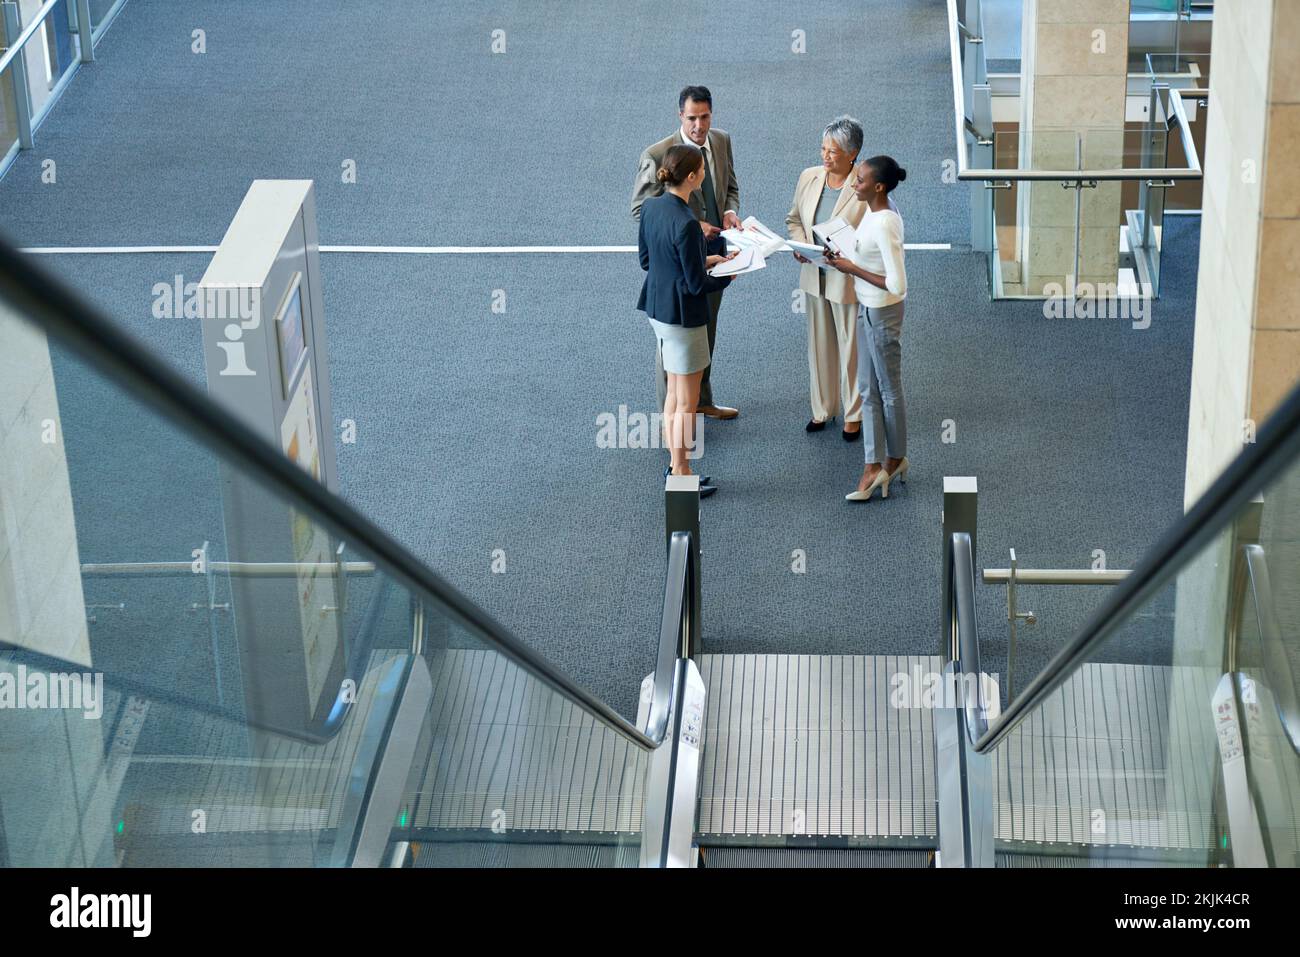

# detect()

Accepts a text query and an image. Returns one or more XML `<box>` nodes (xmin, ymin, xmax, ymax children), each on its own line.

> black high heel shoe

<box><xmin>806</xmin><ymin>418</ymin><xmax>829</xmax><ymax>433</ymax></box>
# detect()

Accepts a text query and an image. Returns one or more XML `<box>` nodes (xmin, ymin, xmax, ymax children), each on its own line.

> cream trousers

<box><xmin>806</xmin><ymin>294</ymin><xmax>862</xmax><ymax>423</ymax></box>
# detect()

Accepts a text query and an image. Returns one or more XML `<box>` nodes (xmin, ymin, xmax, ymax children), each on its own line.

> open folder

<box><xmin>811</xmin><ymin>217</ymin><xmax>856</xmax><ymax>255</ymax></box>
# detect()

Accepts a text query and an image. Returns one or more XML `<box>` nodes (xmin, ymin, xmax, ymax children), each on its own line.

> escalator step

<box><xmin>996</xmin><ymin>852</ymin><xmax>1196</xmax><ymax>868</ymax></box>
<box><xmin>700</xmin><ymin>847</ymin><xmax>933</xmax><ymax>868</ymax></box>
<box><xmin>409</xmin><ymin>841</ymin><xmax>640</xmax><ymax>868</ymax></box>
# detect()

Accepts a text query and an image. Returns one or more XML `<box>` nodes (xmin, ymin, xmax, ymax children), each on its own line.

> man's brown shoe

<box><xmin>699</xmin><ymin>404</ymin><xmax>739</xmax><ymax>420</ymax></box>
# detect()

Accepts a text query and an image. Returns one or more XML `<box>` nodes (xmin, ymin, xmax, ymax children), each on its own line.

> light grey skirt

<box><xmin>648</xmin><ymin>317</ymin><xmax>710</xmax><ymax>375</ymax></box>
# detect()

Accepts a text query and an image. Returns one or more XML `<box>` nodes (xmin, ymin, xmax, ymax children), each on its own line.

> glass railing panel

<box><xmin>1</xmin><ymin>61</ymin><xmax>24</xmax><ymax>162</ymax></box>
<box><xmin>1234</xmin><ymin>469</ymin><xmax>1300</xmax><ymax>866</ymax></box>
<box><xmin>992</xmin><ymin>129</ymin><xmax>1080</xmax><ymax>296</ymax></box>
<box><xmin>90</xmin><ymin>0</ymin><xmax>122</xmax><ymax>34</ymax></box>
<box><xmin>1085</xmin><ymin>125</ymin><xmax>1169</xmax><ymax>296</ymax></box>
<box><xmin>22</xmin><ymin>0</ymin><xmax>82</xmax><ymax>127</ymax></box>
<box><xmin>985</xmin><ymin>182</ymin><xmax>998</xmax><ymax>299</ymax></box>
<box><xmin>0</xmin><ymin>271</ymin><xmax>652</xmax><ymax>866</ymax></box>
<box><xmin>0</xmin><ymin>305</ymin><xmax>429</xmax><ymax>864</ymax></box>
<box><xmin>989</xmin><ymin>443</ymin><xmax>1300</xmax><ymax>866</ymax></box>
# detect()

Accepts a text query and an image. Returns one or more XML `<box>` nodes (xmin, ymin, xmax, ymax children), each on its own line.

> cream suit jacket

<box><xmin>785</xmin><ymin>165</ymin><xmax>869</xmax><ymax>305</ymax></box>
<box><xmin>630</xmin><ymin>128</ymin><xmax>740</xmax><ymax>223</ymax></box>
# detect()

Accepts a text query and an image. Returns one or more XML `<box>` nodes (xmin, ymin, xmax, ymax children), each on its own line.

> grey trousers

<box><xmin>656</xmin><ymin>290</ymin><xmax>722</xmax><ymax>411</ymax></box>
<box><xmin>856</xmin><ymin>300</ymin><xmax>906</xmax><ymax>464</ymax></box>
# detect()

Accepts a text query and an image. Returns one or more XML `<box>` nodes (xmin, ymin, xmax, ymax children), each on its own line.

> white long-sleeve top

<box><xmin>849</xmin><ymin>207</ymin><xmax>907</xmax><ymax>307</ymax></box>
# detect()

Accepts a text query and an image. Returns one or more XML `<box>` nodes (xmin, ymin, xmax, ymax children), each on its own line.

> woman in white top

<box><xmin>824</xmin><ymin>155</ymin><xmax>908</xmax><ymax>502</ymax></box>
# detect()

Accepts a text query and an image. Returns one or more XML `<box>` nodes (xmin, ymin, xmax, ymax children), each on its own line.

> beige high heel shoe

<box><xmin>846</xmin><ymin>468</ymin><xmax>890</xmax><ymax>502</ymax></box>
<box><xmin>889</xmin><ymin>457</ymin><xmax>910</xmax><ymax>485</ymax></box>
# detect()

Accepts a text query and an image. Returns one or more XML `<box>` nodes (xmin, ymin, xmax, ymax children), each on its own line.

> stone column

<box><xmin>1173</xmin><ymin>2</ymin><xmax>1300</xmax><ymax>864</ymax></box>
<box><xmin>1184</xmin><ymin>0</ymin><xmax>1300</xmax><ymax>504</ymax></box>
<box><xmin>0</xmin><ymin>304</ymin><xmax>113</xmax><ymax>866</ymax></box>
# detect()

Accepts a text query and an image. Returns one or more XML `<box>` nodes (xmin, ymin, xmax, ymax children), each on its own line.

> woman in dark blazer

<box><xmin>637</xmin><ymin>143</ymin><xmax>735</xmax><ymax>487</ymax></box>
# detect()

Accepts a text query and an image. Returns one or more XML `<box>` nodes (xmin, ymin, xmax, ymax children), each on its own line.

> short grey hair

<box><xmin>822</xmin><ymin>115</ymin><xmax>864</xmax><ymax>157</ymax></box>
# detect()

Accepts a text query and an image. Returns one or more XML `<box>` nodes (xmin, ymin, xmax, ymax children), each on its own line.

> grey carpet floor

<box><xmin>4</xmin><ymin>0</ymin><xmax>1197</xmax><ymax>725</ymax></box>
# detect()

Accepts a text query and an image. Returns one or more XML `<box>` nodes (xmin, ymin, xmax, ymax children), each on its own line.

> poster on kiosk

<box><xmin>198</xmin><ymin>180</ymin><xmax>351</xmax><ymax>742</ymax></box>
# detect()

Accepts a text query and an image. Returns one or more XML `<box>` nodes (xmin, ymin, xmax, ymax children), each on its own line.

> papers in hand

<box><xmin>708</xmin><ymin>247</ymin><xmax>766</xmax><ymax>277</ymax></box>
<box><xmin>788</xmin><ymin>238</ymin><xmax>837</xmax><ymax>271</ymax></box>
<box><xmin>811</xmin><ymin>217</ymin><xmax>856</xmax><ymax>256</ymax></box>
<box><xmin>721</xmin><ymin>216</ymin><xmax>789</xmax><ymax>257</ymax></box>
<box><xmin>787</xmin><ymin>239</ymin><xmax>822</xmax><ymax>257</ymax></box>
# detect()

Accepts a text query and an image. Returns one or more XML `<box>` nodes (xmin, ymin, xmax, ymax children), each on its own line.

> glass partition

<box><xmin>90</xmin><ymin>0</ymin><xmax>125</xmax><ymax>36</ymax></box>
<box><xmin>986</xmin><ymin>433</ymin><xmax>1300</xmax><ymax>866</ymax></box>
<box><xmin>984</xmin><ymin>125</ymin><xmax>1172</xmax><ymax>299</ymax></box>
<box><xmin>21</xmin><ymin>0</ymin><xmax>83</xmax><ymax>127</ymax></box>
<box><xmin>0</xmin><ymin>275</ymin><xmax>651</xmax><ymax>867</ymax></box>
<box><xmin>0</xmin><ymin>60</ymin><xmax>21</xmax><ymax>163</ymax></box>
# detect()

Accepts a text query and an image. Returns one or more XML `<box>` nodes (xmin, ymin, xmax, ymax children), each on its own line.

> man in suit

<box><xmin>631</xmin><ymin>85</ymin><xmax>741</xmax><ymax>419</ymax></box>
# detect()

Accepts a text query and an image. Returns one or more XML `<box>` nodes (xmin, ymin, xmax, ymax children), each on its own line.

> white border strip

<box><xmin>19</xmin><ymin>242</ymin><xmax>953</xmax><ymax>254</ymax></box>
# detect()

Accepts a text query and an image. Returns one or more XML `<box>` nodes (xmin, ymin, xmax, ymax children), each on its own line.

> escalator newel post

<box><xmin>665</xmin><ymin>475</ymin><xmax>702</xmax><ymax>657</ymax></box>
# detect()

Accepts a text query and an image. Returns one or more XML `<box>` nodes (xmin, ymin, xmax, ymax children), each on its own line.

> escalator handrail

<box><xmin>948</xmin><ymin>533</ymin><xmax>990</xmax><ymax>741</ymax></box>
<box><xmin>1243</xmin><ymin>544</ymin><xmax>1300</xmax><ymax>756</ymax></box>
<box><xmin>0</xmin><ymin>237</ymin><xmax>660</xmax><ymax>753</ymax></box>
<box><xmin>946</xmin><ymin>376</ymin><xmax>1300</xmax><ymax>755</ymax></box>
<box><xmin>644</xmin><ymin>530</ymin><xmax>693</xmax><ymax>743</ymax></box>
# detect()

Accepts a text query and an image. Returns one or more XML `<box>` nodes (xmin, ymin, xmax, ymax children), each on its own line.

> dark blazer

<box><xmin>636</xmin><ymin>193</ymin><xmax>730</xmax><ymax>329</ymax></box>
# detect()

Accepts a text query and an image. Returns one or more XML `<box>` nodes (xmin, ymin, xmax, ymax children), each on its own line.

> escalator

<box><xmin>2</xmin><ymin>238</ymin><xmax>1298</xmax><ymax>868</ymax></box>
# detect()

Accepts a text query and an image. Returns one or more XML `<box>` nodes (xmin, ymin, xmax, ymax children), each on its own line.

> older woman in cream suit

<box><xmin>786</xmin><ymin>116</ymin><xmax>870</xmax><ymax>441</ymax></box>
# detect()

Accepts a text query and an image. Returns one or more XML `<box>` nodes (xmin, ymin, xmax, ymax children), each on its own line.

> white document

<box><xmin>787</xmin><ymin>239</ymin><xmax>838</xmax><ymax>271</ymax></box>
<box><xmin>722</xmin><ymin>216</ymin><xmax>789</xmax><ymax>257</ymax></box>
<box><xmin>811</xmin><ymin>217</ymin><xmax>856</xmax><ymax>256</ymax></box>
<box><xmin>786</xmin><ymin>239</ymin><xmax>824</xmax><ymax>258</ymax></box>
<box><xmin>708</xmin><ymin>247</ymin><xmax>767</xmax><ymax>277</ymax></box>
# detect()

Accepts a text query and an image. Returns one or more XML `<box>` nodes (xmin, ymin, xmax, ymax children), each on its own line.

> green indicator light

<box><xmin>1221</xmin><ymin>833</ymin><xmax>1229</xmax><ymax>850</ymax></box>
<box><xmin>398</xmin><ymin>809</ymin><xmax>408</xmax><ymax>828</ymax></box>
<box><xmin>116</xmin><ymin>820</ymin><xmax>125</xmax><ymax>835</ymax></box>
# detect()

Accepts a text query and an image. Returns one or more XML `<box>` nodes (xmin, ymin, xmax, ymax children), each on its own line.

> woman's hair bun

<box><xmin>864</xmin><ymin>155</ymin><xmax>906</xmax><ymax>192</ymax></box>
<box><xmin>658</xmin><ymin>144</ymin><xmax>704</xmax><ymax>188</ymax></box>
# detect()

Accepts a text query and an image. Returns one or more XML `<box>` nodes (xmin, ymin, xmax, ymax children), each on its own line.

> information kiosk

<box><xmin>198</xmin><ymin>180</ymin><xmax>348</xmax><ymax>740</ymax></box>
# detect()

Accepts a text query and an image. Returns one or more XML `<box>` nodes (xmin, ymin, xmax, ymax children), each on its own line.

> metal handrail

<box><xmin>644</xmin><ymin>531</ymin><xmax>694</xmax><ymax>744</ymax></box>
<box><xmin>0</xmin><ymin>236</ymin><xmax>661</xmax><ymax>754</ymax></box>
<box><xmin>949</xmin><ymin>533</ymin><xmax>990</xmax><ymax>741</ymax></box>
<box><xmin>983</xmin><ymin>568</ymin><xmax>1129</xmax><ymax>585</ymax></box>
<box><xmin>81</xmin><ymin>560</ymin><xmax>377</xmax><ymax>577</ymax></box>
<box><xmin>0</xmin><ymin>0</ymin><xmax>59</xmax><ymax>75</ymax></box>
<box><xmin>945</xmin><ymin>377</ymin><xmax>1300</xmax><ymax>754</ymax></box>
<box><xmin>946</xmin><ymin>0</ymin><xmax>1204</xmax><ymax>182</ymax></box>
<box><xmin>1242</xmin><ymin>545</ymin><xmax>1300</xmax><ymax>756</ymax></box>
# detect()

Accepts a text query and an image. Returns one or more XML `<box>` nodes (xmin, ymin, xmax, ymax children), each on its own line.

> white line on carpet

<box><xmin>19</xmin><ymin>242</ymin><xmax>954</xmax><ymax>254</ymax></box>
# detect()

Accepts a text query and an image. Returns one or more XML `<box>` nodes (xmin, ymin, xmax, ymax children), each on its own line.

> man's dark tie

<box><xmin>700</xmin><ymin>146</ymin><xmax>722</xmax><ymax>227</ymax></box>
